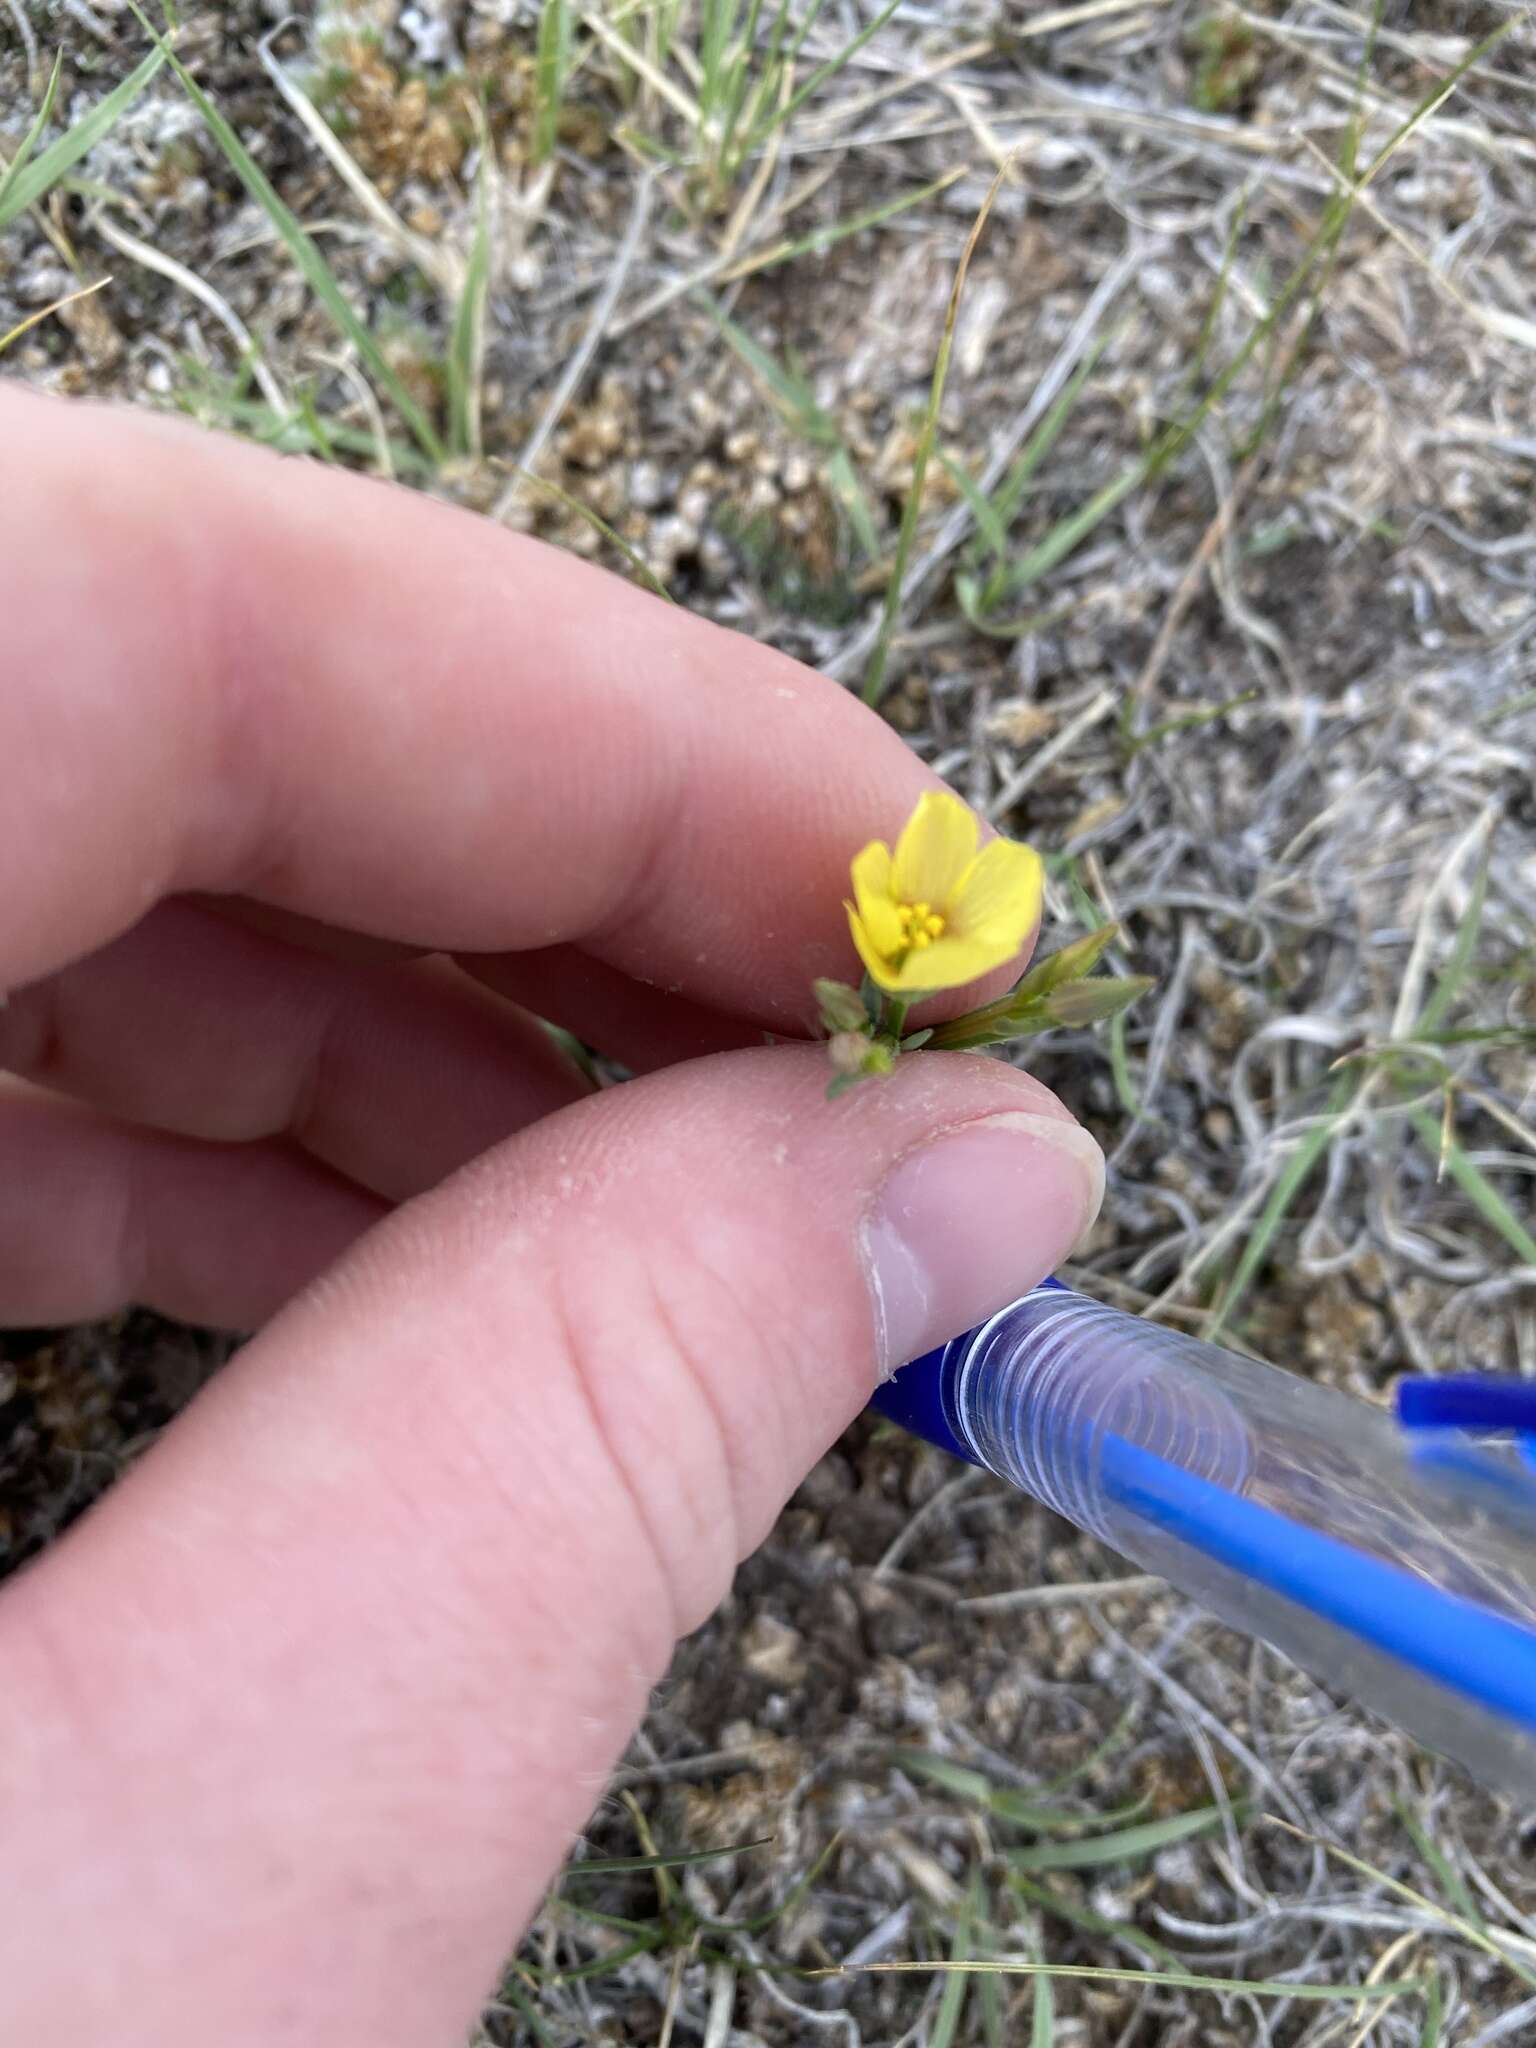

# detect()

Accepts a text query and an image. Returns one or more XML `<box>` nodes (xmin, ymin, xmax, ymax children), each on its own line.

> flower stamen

<box><xmin>896</xmin><ymin>901</ymin><xmax>947</xmax><ymax>951</ymax></box>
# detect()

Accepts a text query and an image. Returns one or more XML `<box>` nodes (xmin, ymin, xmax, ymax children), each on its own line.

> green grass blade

<box><xmin>827</xmin><ymin>448</ymin><xmax>879</xmax><ymax>561</ymax></box>
<box><xmin>783</xmin><ymin>0</ymin><xmax>830</xmax><ymax>66</ymax></box>
<box><xmin>1010</xmin><ymin>1803</ymin><xmax>1234</xmax><ymax>1875</ymax></box>
<box><xmin>995</xmin><ymin>461</ymin><xmax>1144</xmax><ymax>601</ymax></box>
<box><xmin>517</xmin><ymin>472</ymin><xmax>676</xmax><ymax>603</ymax></box>
<box><xmin>125</xmin><ymin>5</ymin><xmax>446</xmax><ymax>465</ymax></box>
<box><xmin>977</xmin><ymin>334</ymin><xmax>1110</xmax><ymax>599</ymax></box>
<box><xmin>714</xmin><ymin>0</ymin><xmax>772</xmax><ymax>172</ymax></box>
<box><xmin>812</xmin><ymin>1958</ymin><xmax>1424</xmax><ymax>2003</ymax></box>
<box><xmin>1360</xmin><ymin>15</ymin><xmax>1521</xmax><ymax>187</ymax></box>
<box><xmin>1109</xmin><ymin>1009</ymin><xmax>1141</xmax><ymax>1117</ymax></box>
<box><xmin>750</xmin><ymin>0</ymin><xmax>900</xmax><ymax>145</ymax></box>
<box><xmin>1030</xmin><ymin>1967</ymin><xmax>1054</xmax><ymax>2047</ymax></box>
<box><xmin>0</xmin><ymin>46</ymin><xmax>163</xmax><ymax>229</ymax></box>
<box><xmin>1207</xmin><ymin>1074</ymin><xmax>1356</xmax><ymax>1341</ymax></box>
<box><xmin>1414</xmin><ymin>844</ymin><xmax>1490</xmax><ymax>1038</ymax></box>
<box><xmin>177</xmin><ymin>388</ymin><xmax>432</xmax><ymax>474</ymax></box>
<box><xmin>294</xmin><ymin>381</ymin><xmax>337</xmax><ymax>462</ymax></box>
<box><xmin>0</xmin><ymin>50</ymin><xmax>62</xmax><ymax>224</ymax></box>
<box><xmin>1124</xmin><ymin>689</ymin><xmax>1260</xmax><ymax>758</ymax></box>
<box><xmin>721</xmin><ymin>169</ymin><xmax>964</xmax><ymax>285</ymax></box>
<box><xmin>1267</xmin><ymin>1814</ymin><xmax>1536</xmax><ymax>1990</ymax></box>
<box><xmin>929</xmin><ymin>1889</ymin><xmax>975</xmax><ymax>2048</ymax></box>
<box><xmin>699</xmin><ymin>295</ymin><xmax>821</xmax><ymax>428</ymax></box>
<box><xmin>1009</xmin><ymin>1872</ymin><xmax>1181</xmax><ymax>1968</ymax></box>
<box><xmin>940</xmin><ymin>452</ymin><xmax>1009</xmax><ymax>557</ymax></box>
<box><xmin>1393</xmin><ymin>1802</ymin><xmax>1484</xmax><ymax>1933</ymax></box>
<box><xmin>494</xmin><ymin>1975</ymin><xmax>558</xmax><ymax>2047</ymax></box>
<box><xmin>892</xmin><ymin>1749</ymin><xmax>1148</xmax><ymax>1833</ymax></box>
<box><xmin>1182</xmin><ymin>187</ymin><xmax>1249</xmax><ymax>399</ymax></box>
<box><xmin>1407</xmin><ymin>1110</ymin><xmax>1536</xmax><ymax>1267</ymax></box>
<box><xmin>0</xmin><ymin>276</ymin><xmax>111</xmax><ymax>359</ymax></box>
<box><xmin>977</xmin><ymin>1945</ymin><xmax>1007</xmax><ymax>2048</ymax></box>
<box><xmin>701</xmin><ymin>1831</ymin><xmax>843</xmax><ymax>1937</ymax></box>
<box><xmin>532</xmin><ymin>0</ymin><xmax>571</xmax><ymax>166</ymax></box>
<box><xmin>987</xmin><ymin>117</ymin><xmax>1389</xmax><ymax>604</ymax></box>
<box><xmin>447</xmin><ymin>156</ymin><xmax>492</xmax><ymax>459</ymax></box>
<box><xmin>541</xmin><ymin>1931</ymin><xmax>664</xmax><ymax>1982</ymax></box>
<box><xmin>561</xmin><ymin>1834</ymin><xmax>770</xmax><ymax>1877</ymax></box>
<box><xmin>701</xmin><ymin>296</ymin><xmax>880</xmax><ymax>554</ymax></box>
<box><xmin>1419</xmin><ymin>1965</ymin><xmax>1444</xmax><ymax>2047</ymax></box>
<box><xmin>864</xmin><ymin>168</ymin><xmax>1004</xmax><ymax>706</ymax></box>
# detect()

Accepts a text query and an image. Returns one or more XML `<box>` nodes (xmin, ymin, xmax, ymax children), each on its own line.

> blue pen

<box><xmin>873</xmin><ymin>1279</ymin><xmax>1536</xmax><ymax>1798</ymax></box>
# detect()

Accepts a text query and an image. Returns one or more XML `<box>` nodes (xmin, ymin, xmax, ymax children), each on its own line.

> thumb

<box><xmin>0</xmin><ymin>1045</ymin><xmax>1101</xmax><ymax>2048</ymax></box>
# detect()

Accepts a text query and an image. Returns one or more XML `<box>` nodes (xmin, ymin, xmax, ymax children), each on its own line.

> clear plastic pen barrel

<box><xmin>875</xmin><ymin>1283</ymin><xmax>1536</xmax><ymax>1798</ymax></box>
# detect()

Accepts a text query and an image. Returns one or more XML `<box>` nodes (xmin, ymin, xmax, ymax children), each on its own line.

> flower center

<box><xmin>895</xmin><ymin>900</ymin><xmax>946</xmax><ymax>951</ymax></box>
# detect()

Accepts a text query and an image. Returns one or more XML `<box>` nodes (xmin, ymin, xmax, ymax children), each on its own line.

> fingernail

<box><xmin>862</xmin><ymin>1112</ymin><xmax>1104</xmax><ymax>1374</ymax></box>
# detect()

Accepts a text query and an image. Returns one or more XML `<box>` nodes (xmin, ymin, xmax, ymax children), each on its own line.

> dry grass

<box><xmin>4</xmin><ymin>0</ymin><xmax>1536</xmax><ymax>2041</ymax></box>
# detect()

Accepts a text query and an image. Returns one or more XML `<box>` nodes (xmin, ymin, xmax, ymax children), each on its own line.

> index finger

<box><xmin>2</xmin><ymin>386</ymin><xmax>946</xmax><ymax>1025</ymax></box>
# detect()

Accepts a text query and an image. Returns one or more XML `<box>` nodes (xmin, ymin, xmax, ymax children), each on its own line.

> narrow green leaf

<box><xmin>891</xmin><ymin>1751</ymin><xmax>1147</xmax><ymax>1833</ymax></box>
<box><xmin>826</xmin><ymin>446</ymin><xmax>880</xmax><ymax>562</ymax></box>
<box><xmin>175</xmin><ymin>387</ymin><xmax>432</xmax><ymax>475</ymax></box>
<box><xmin>1418</xmin><ymin>1964</ymin><xmax>1444</xmax><ymax>2047</ymax></box>
<box><xmin>702</xmin><ymin>1830</ymin><xmax>843</xmax><ymax>1937</ymax></box>
<box><xmin>811</xmin><ymin>1959</ymin><xmax>1423</xmax><ymax>2004</ymax></box>
<box><xmin>1393</xmin><ymin>1801</ymin><xmax>1484</xmax><ymax>1933</ymax></box>
<box><xmin>562</xmin><ymin>1834</ymin><xmax>771</xmax><ymax>1877</ymax></box>
<box><xmin>940</xmin><ymin>451</ymin><xmax>1009</xmax><ymax>558</ymax></box>
<box><xmin>975</xmin><ymin>333</ymin><xmax>1110</xmax><ymax>608</ymax></box>
<box><xmin>726</xmin><ymin>171</ymin><xmax>964</xmax><ymax>286</ymax></box>
<box><xmin>0</xmin><ymin>46</ymin><xmax>163</xmax><ymax>229</ymax></box>
<box><xmin>1109</xmin><ymin>1009</ymin><xmax>1140</xmax><ymax>1117</ymax></box>
<box><xmin>1009</xmin><ymin>1871</ymin><xmax>1181</xmax><ymax>1969</ymax></box>
<box><xmin>1124</xmin><ymin>690</ymin><xmax>1260</xmax><ymax>758</ymax></box>
<box><xmin>532</xmin><ymin>0</ymin><xmax>571</xmax><ymax>166</ymax></box>
<box><xmin>0</xmin><ymin>50</ymin><xmax>63</xmax><ymax>224</ymax></box>
<box><xmin>1030</xmin><ymin>1968</ymin><xmax>1054</xmax><ymax>2047</ymax></box>
<box><xmin>447</xmin><ymin>153</ymin><xmax>492</xmax><ymax>459</ymax></box>
<box><xmin>125</xmin><ymin>4</ymin><xmax>446</xmax><ymax>464</ymax></box>
<box><xmin>518</xmin><ymin>472</ymin><xmax>675</xmax><ymax>603</ymax></box>
<box><xmin>748</xmin><ymin>0</ymin><xmax>902</xmax><ymax>146</ymax></box>
<box><xmin>1043</xmin><ymin>975</ymin><xmax>1154</xmax><ymax>1029</ymax></box>
<box><xmin>1414</xmin><ymin>845</ymin><xmax>1490</xmax><ymax>1038</ymax></box>
<box><xmin>1014</xmin><ymin>927</ymin><xmax>1124</xmax><ymax>1001</ymax></box>
<box><xmin>929</xmin><ymin>1891</ymin><xmax>974</xmax><ymax>2048</ymax></box>
<box><xmin>865</xmin><ymin>169</ymin><xmax>1005</xmax><ymax>706</ymax></box>
<box><xmin>1360</xmin><ymin>14</ymin><xmax>1521</xmax><ymax>187</ymax></box>
<box><xmin>1207</xmin><ymin>1075</ymin><xmax>1356</xmax><ymax>1340</ymax></box>
<box><xmin>1266</xmin><ymin>1814</ymin><xmax>1536</xmax><ymax>1991</ymax></box>
<box><xmin>1407</xmin><ymin>1110</ymin><xmax>1536</xmax><ymax>1267</ymax></box>
<box><xmin>541</xmin><ymin>1930</ymin><xmax>665</xmax><ymax>1982</ymax></box>
<box><xmin>1010</xmin><ymin>1802</ymin><xmax>1235</xmax><ymax>1875</ymax></box>
<box><xmin>495</xmin><ymin>1975</ymin><xmax>558</xmax><ymax>2047</ymax></box>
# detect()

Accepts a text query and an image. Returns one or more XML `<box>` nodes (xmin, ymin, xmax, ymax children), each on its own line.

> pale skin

<box><xmin>0</xmin><ymin>385</ymin><xmax>1103</xmax><ymax>2045</ymax></box>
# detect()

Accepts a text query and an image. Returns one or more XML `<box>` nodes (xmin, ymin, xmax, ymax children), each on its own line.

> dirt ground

<box><xmin>4</xmin><ymin>1</ymin><xmax>1536</xmax><ymax>2041</ymax></box>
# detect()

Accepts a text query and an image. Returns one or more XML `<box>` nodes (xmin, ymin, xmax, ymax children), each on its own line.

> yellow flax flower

<box><xmin>846</xmin><ymin>790</ymin><xmax>1044</xmax><ymax>996</ymax></box>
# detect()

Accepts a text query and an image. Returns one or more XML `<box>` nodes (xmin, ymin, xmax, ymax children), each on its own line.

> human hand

<box><xmin>0</xmin><ymin>386</ymin><xmax>1103</xmax><ymax>2045</ymax></box>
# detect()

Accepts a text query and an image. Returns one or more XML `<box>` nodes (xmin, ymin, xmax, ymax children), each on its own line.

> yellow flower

<box><xmin>845</xmin><ymin>790</ymin><xmax>1044</xmax><ymax>996</ymax></box>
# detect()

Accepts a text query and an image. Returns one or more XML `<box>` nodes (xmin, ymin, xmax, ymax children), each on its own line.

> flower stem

<box><xmin>882</xmin><ymin>994</ymin><xmax>912</xmax><ymax>1045</ymax></box>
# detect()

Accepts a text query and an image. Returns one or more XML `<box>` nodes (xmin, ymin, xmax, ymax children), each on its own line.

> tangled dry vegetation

<box><xmin>3</xmin><ymin>0</ymin><xmax>1536</xmax><ymax>2041</ymax></box>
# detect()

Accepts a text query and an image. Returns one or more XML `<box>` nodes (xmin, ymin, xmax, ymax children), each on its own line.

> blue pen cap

<box><xmin>874</xmin><ymin>1282</ymin><xmax>1536</xmax><ymax>1798</ymax></box>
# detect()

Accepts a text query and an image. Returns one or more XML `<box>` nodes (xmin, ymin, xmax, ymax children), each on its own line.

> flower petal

<box><xmin>948</xmin><ymin>835</ymin><xmax>1043</xmax><ymax>952</ymax></box>
<box><xmin>847</xmin><ymin>901</ymin><xmax>903</xmax><ymax>990</ymax></box>
<box><xmin>881</xmin><ymin>932</ymin><xmax>1009</xmax><ymax>995</ymax></box>
<box><xmin>849</xmin><ymin>839</ymin><xmax>903</xmax><ymax>957</ymax></box>
<box><xmin>891</xmin><ymin>790</ymin><xmax>981</xmax><ymax>910</ymax></box>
